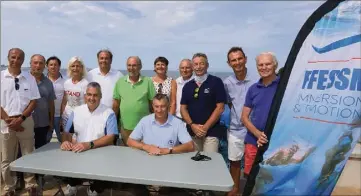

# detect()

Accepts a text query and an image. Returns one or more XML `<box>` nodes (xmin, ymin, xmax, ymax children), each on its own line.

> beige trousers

<box><xmin>1</xmin><ymin>117</ymin><xmax>37</xmax><ymax>192</ymax></box>
<box><xmin>193</xmin><ymin>136</ymin><xmax>219</xmax><ymax>152</ymax></box>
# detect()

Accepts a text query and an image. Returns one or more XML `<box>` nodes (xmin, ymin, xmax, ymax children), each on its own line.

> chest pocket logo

<box><xmin>204</xmin><ymin>88</ymin><xmax>210</xmax><ymax>94</ymax></box>
<box><xmin>168</xmin><ymin>140</ymin><xmax>175</xmax><ymax>146</ymax></box>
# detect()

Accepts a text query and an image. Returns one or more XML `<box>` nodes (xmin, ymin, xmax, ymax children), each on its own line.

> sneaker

<box><xmin>64</xmin><ymin>184</ymin><xmax>77</xmax><ymax>196</ymax></box>
<box><xmin>87</xmin><ymin>187</ymin><xmax>98</xmax><ymax>196</ymax></box>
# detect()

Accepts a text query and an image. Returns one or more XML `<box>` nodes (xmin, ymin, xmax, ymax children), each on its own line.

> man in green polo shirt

<box><xmin>113</xmin><ymin>56</ymin><xmax>156</xmax><ymax>145</ymax></box>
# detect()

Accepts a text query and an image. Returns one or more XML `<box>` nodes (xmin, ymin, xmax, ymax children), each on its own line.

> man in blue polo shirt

<box><xmin>241</xmin><ymin>52</ymin><xmax>280</xmax><ymax>177</ymax></box>
<box><xmin>127</xmin><ymin>94</ymin><xmax>194</xmax><ymax>155</ymax></box>
<box><xmin>181</xmin><ymin>53</ymin><xmax>227</xmax><ymax>152</ymax></box>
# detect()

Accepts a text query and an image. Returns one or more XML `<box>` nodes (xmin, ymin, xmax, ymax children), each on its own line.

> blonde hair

<box><xmin>66</xmin><ymin>56</ymin><xmax>87</xmax><ymax>78</ymax></box>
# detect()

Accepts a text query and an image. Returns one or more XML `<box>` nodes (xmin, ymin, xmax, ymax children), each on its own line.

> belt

<box><xmin>8</xmin><ymin>115</ymin><xmax>21</xmax><ymax>119</ymax></box>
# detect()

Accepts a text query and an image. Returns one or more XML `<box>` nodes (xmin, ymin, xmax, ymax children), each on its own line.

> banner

<box><xmin>244</xmin><ymin>0</ymin><xmax>361</xmax><ymax>195</ymax></box>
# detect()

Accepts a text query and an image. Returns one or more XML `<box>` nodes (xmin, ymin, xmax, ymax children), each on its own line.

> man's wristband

<box><xmin>90</xmin><ymin>141</ymin><xmax>94</xmax><ymax>149</ymax></box>
<box><xmin>21</xmin><ymin>115</ymin><xmax>27</xmax><ymax>121</ymax></box>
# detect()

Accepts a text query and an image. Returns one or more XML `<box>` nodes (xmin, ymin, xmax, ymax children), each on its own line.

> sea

<box><xmin>1</xmin><ymin>66</ymin><xmax>234</xmax><ymax>80</ymax></box>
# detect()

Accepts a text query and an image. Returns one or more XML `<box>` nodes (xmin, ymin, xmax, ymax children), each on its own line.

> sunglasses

<box><xmin>158</xmin><ymin>83</ymin><xmax>163</xmax><ymax>94</ymax></box>
<box><xmin>191</xmin><ymin>151</ymin><xmax>211</xmax><ymax>161</ymax></box>
<box><xmin>194</xmin><ymin>87</ymin><xmax>199</xmax><ymax>99</ymax></box>
<box><xmin>14</xmin><ymin>78</ymin><xmax>19</xmax><ymax>90</ymax></box>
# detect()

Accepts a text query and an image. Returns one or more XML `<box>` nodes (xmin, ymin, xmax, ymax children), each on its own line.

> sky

<box><xmin>1</xmin><ymin>1</ymin><xmax>325</xmax><ymax>76</ymax></box>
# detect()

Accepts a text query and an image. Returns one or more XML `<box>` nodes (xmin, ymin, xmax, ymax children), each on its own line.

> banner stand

<box><xmin>243</xmin><ymin>1</ymin><xmax>346</xmax><ymax>195</ymax></box>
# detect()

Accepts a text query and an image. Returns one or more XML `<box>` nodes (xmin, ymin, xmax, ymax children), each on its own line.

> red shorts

<box><xmin>244</xmin><ymin>144</ymin><xmax>258</xmax><ymax>175</ymax></box>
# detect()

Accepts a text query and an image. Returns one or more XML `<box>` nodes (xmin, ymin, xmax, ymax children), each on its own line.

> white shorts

<box><xmin>228</xmin><ymin>132</ymin><xmax>245</xmax><ymax>161</ymax></box>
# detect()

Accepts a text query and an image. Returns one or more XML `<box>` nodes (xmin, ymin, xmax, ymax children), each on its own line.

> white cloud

<box><xmin>1</xmin><ymin>1</ymin><xmax>324</xmax><ymax>72</ymax></box>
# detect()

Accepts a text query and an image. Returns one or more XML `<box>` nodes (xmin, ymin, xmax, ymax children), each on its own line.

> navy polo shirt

<box><xmin>244</xmin><ymin>76</ymin><xmax>280</xmax><ymax>146</ymax></box>
<box><xmin>181</xmin><ymin>74</ymin><xmax>227</xmax><ymax>138</ymax></box>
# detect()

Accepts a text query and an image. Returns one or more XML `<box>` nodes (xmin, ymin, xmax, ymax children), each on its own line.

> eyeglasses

<box><xmin>158</xmin><ymin>83</ymin><xmax>163</xmax><ymax>94</ymax></box>
<box><xmin>194</xmin><ymin>87</ymin><xmax>199</xmax><ymax>99</ymax></box>
<box><xmin>14</xmin><ymin>78</ymin><xmax>19</xmax><ymax>90</ymax></box>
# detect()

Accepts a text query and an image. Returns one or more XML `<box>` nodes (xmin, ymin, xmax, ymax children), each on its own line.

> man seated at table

<box><xmin>60</xmin><ymin>82</ymin><xmax>119</xmax><ymax>196</ymax></box>
<box><xmin>127</xmin><ymin>93</ymin><xmax>194</xmax><ymax>155</ymax></box>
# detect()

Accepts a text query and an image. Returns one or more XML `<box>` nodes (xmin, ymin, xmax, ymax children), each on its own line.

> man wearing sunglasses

<box><xmin>180</xmin><ymin>53</ymin><xmax>227</xmax><ymax>153</ymax></box>
<box><xmin>1</xmin><ymin>48</ymin><xmax>41</xmax><ymax>196</ymax></box>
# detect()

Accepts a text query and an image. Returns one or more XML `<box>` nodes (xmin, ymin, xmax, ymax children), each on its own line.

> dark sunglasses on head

<box><xmin>14</xmin><ymin>78</ymin><xmax>19</xmax><ymax>90</ymax></box>
<box><xmin>194</xmin><ymin>87</ymin><xmax>199</xmax><ymax>99</ymax></box>
<box><xmin>158</xmin><ymin>83</ymin><xmax>163</xmax><ymax>94</ymax></box>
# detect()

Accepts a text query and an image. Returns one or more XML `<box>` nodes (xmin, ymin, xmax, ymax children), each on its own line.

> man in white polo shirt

<box><xmin>175</xmin><ymin>59</ymin><xmax>193</xmax><ymax>120</ymax></box>
<box><xmin>1</xmin><ymin>48</ymin><xmax>40</xmax><ymax>196</ymax></box>
<box><xmin>87</xmin><ymin>49</ymin><xmax>123</xmax><ymax>108</ymax></box>
<box><xmin>60</xmin><ymin>82</ymin><xmax>119</xmax><ymax>196</ymax></box>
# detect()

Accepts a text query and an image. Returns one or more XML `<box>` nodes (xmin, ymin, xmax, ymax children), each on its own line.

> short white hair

<box><xmin>255</xmin><ymin>52</ymin><xmax>278</xmax><ymax>68</ymax></box>
<box><xmin>66</xmin><ymin>56</ymin><xmax>87</xmax><ymax>78</ymax></box>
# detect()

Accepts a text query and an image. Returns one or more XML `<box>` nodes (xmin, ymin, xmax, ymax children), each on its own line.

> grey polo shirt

<box><xmin>32</xmin><ymin>74</ymin><xmax>56</xmax><ymax>128</ymax></box>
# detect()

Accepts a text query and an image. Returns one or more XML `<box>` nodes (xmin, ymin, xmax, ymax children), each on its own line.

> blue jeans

<box><xmin>47</xmin><ymin>117</ymin><xmax>62</xmax><ymax>143</ymax></box>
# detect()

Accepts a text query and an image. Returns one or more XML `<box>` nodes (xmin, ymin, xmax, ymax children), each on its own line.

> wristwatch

<box><xmin>21</xmin><ymin>115</ymin><xmax>27</xmax><ymax>121</ymax></box>
<box><xmin>169</xmin><ymin>147</ymin><xmax>173</xmax><ymax>154</ymax></box>
<box><xmin>90</xmin><ymin>141</ymin><xmax>94</xmax><ymax>149</ymax></box>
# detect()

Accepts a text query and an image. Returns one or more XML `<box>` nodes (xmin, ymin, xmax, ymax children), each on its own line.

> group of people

<box><xmin>0</xmin><ymin>46</ymin><xmax>280</xmax><ymax>196</ymax></box>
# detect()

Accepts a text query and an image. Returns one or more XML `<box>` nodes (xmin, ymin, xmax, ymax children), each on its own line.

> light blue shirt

<box><xmin>223</xmin><ymin>74</ymin><xmax>253</xmax><ymax>139</ymax></box>
<box><xmin>130</xmin><ymin>113</ymin><xmax>192</xmax><ymax>148</ymax></box>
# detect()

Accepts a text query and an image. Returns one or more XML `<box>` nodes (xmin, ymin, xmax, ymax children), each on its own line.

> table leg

<box><xmin>38</xmin><ymin>176</ymin><xmax>44</xmax><ymax>196</ymax></box>
<box><xmin>54</xmin><ymin>178</ymin><xmax>65</xmax><ymax>196</ymax></box>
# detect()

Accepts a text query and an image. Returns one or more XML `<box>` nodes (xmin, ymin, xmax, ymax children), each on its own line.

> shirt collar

<box><xmin>177</xmin><ymin>75</ymin><xmax>194</xmax><ymax>84</ymax></box>
<box><xmin>256</xmin><ymin>76</ymin><xmax>280</xmax><ymax>87</ymax></box>
<box><xmin>151</xmin><ymin>113</ymin><xmax>173</xmax><ymax>126</ymax></box>
<box><xmin>230</xmin><ymin>74</ymin><xmax>251</xmax><ymax>84</ymax></box>
<box><xmin>4</xmin><ymin>69</ymin><xmax>26</xmax><ymax>79</ymax></box>
<box><xmin>47</xmin><ymin>72</ymin><xmax>63</xmax><ymax>80</ymax></box>
<box><xmin>88</xmin><ymin>104</ymin><xmax>102</xmax><ymax>114</ymax></box>
<box><xmin>96</xmin><ymin>68</ymin><xmax>113</xmax><ymax>76</ymax></box>
<box><xmin>39</xmin><ymin>74</ymin><xmax>46</xmax><ymax>82</ymax></box>
<box><xmin>125</xmin><ymin>75</ymin><xmax>142</xmax><ymax>83</ymax></box>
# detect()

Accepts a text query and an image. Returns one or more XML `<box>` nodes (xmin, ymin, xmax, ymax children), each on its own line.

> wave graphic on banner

<box><xmin>243</xmin><ymin>1</ymin><xmax>361</xmax><ymax>195</ymax></box>
<box><xmin>312</xmin><ymin>34</ymin><xmax>361</xmax><ymax>54</ymax></box>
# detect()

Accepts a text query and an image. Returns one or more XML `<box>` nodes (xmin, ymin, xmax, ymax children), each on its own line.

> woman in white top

<box><xmin>60</xmin><ymin>56</ymin><xmax>89</xmax><ymax>129</ymax></box>
<box><xmin>152</xmin><ymin>56</ymin><xmax>177</xmax><ymax>115</ymax></box>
